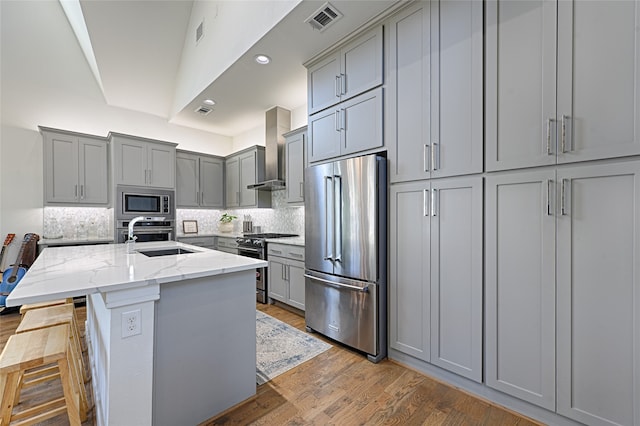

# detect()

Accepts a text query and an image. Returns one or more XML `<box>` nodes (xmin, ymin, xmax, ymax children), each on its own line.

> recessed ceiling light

<box><xmin>254</xmin><ymin>54</ymin><xmax>271</xmax><ymax>65</ymax></box>
<box><xmin>203</xmin><ymin>99</ymin><xmax>215</xmax><ymax>106</ymax></box>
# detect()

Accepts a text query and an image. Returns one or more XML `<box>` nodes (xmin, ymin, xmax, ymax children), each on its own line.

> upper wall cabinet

<box><xmin>225</xmin><ymin>146</ymin><xmax>271</xmax><ymax>208</ymax></box>
<box><xmin>386</xmin><ymin>0</ymin><xmax>483</xmax><ymax>184</ymax></box>
<box><xmin>307</xmin><ymin>88</ymin><xmax>383</xmax><ymax>163</ymax></box>
<box><xmin>111</xmin><ymin>134</ymin><xmax>176</xmax><ymax>189</ymax></box>
<box><xmin>486</xmin><ymin>0</ymin><xmax>640</xmax><ymax>171</ymax></box>
<box><xmin>42</xmin><ymin>128</ymin><xmax>109</xmax><ymax>205</ymax></box>
<box><xmin>307</xmin><ymin>26</ymin><xmax>383</xmax><ymax>115</ymax></box>
<box><xmin>176</xmin><ymin>150</ymin><xmax>224</xmax><ymax>208</ymax></box>
<box><xmin>284</xmin><ymin>127</ymin><xmax>306</xmax><ymax>204</ymax></box>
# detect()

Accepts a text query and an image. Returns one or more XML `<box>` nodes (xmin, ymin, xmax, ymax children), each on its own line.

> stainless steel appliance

<box><xmin>236</xmin><ymin>233</ymin><xmax>297</xmax><ymax>303</ymax></box>
<box><xmin>304</xmin><ymin>154</ymin><xmax>387</xmax><ymax>362</ymax></box>
<box><xmin>115</xmin><ymin>185</ymin><xmax>175</xmax><ymax>242</ymax></box>
<box><xmin>115</xmin><ymin>217</ymin><xmax>174</xmax><ymax>243</ymax></box>
<box><xmin>116</xmin><ymin>185</ymin><xmax>174</xmax><ymax>219</ymax></box>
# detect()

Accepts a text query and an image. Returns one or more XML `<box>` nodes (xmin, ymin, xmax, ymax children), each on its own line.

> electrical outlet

<box><xmin>122</xmin><ymin>309</ymin><xmax>141</xmax><ymax>338</ymax></box>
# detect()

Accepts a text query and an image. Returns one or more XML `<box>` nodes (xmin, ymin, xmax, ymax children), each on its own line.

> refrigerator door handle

<box><xmin>334</xmin><ymin>174</ymin><xmax>342</xmax><ymax>263</ymax></box>
<box><xmin>324</xmin><ymin>176</ymin><xmax>334</xmax><ymax>261</ymax></box>
<box><xmin>304</xmin><ymin>273</ymin><xmax>369</xmax><ymax>292</ymax></box>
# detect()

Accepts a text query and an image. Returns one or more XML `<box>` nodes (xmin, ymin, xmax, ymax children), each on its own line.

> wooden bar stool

<box><xmin>0</xmin><ymin>325</ymin><xmax>83</xmax><ymax>425</ymax></box>
<box><xmin>15</xmin><ymin>304</ymin><xmax>90</xmax><ymax>419</ymax></box>
<box><xmin>19</xmin><ymin>298</ymin><xmax>74</xmax><ymax>316</ymax></box>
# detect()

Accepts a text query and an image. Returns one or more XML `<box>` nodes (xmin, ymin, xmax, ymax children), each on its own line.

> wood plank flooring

<box><xmin>1</xmin><ymin>303</ymin><xmax>541</xmax><ymax>425</ymax></box>
<box><xmin>206</xmin><ymin>303</ymin><xmax>541</xmax><ymax>426</ymax></box>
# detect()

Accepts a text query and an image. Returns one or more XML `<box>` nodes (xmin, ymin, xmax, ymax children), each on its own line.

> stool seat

<box><xmin>19</xmin><ymin>298</ymin><xmax>73</xmax><ymax>316</ymax></box>
<box><xmin>0</xmin><ymin>325</ymin><xmax>82</xmax><ymax>425</ymax></box>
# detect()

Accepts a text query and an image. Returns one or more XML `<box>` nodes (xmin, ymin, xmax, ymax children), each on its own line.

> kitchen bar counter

<box><xmin>7</xmin><ymin>242</ymin><xmax>265</xmax><ymax>426</ymax></box>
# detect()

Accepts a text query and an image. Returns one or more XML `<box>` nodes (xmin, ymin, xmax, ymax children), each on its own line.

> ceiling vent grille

<box><xmin>196</xmin><ymin>20</ymin><xmax>204</xmax><ymax>44</ymax></box>
<box><xmin>305</xmin><ymin>2</ymin><xmax>342</xmax><ymax>32</ymax></box>
<box><xmin>195</xmin><ymin>106</ymin><xmax>212</xmax><ymax>116</ymax></box>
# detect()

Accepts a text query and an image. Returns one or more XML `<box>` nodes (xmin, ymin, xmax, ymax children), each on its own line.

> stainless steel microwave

<box><xmin>116</xmin><ymin>185</ymin><xmax>175</xmax><ymax>221</ymax></box>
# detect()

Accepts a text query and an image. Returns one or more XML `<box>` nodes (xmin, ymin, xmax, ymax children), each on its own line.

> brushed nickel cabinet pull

<box><xmin>561</xmin><ymin>114</ymin><xmax>569</xmax><ymax>153</ymax></box>
<box><xmin>546</xmin><ymin>118</ymin><xmax>555</xmax><ymax>155</ymax></box>
<box><xmin>423</xmin><ymin>189</ymin><xmax>429</xmax><ymax>217</ymax></box>
<box><xmin>423</xmin><ymin>144</ymin><xmax>430</xmax><ymax>172</ymax></box>
<box><xmin>561</xmin><ymin>178</ymin><xmax>568</xmax><ymax>215</ymax></box>
<box><xmin>546</xmin><ymin>179</ymin><xmax>552</xmax><ymax>216</ymax></box>
<box><xmin>431</xmin><ymin>189</ymin><xmax>437</xmax><ymax>217</ymax></box>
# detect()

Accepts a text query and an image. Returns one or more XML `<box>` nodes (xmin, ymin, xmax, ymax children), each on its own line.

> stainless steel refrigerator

<box><xmin>304</xmin><ymin>154</ymin><xmax>387</xmax><ymax>362</ymax></box>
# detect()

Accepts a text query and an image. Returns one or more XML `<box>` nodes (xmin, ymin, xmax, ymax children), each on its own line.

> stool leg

<box><xmin>1</xmin><ymin>371</ymin><xmax>20</xmax><ymax>425</ymax></box>
<box><xmin>58</xmin><ymin>357</ymin><xmax>82</xmax><ymax>426</ymax></box>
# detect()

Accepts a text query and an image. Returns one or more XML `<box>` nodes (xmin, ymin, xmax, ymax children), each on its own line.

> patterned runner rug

<box><xmin>256</xmin><ymin>310</ymin><xmax>331</xmax><ymax>385</ymax></box>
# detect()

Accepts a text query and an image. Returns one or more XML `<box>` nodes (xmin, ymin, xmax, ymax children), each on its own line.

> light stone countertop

<box><xmin>265</xmin><ymin>236</ymin><xmax>305</xmax><ymax>246</ymax></box>
<box><xmin>6</xmin><ymin>241</ymin><xmax>267</xmax><ymax>306</ymax></box>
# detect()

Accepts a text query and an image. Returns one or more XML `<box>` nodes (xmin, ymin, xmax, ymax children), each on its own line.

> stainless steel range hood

<box><xmin>248</xmin><ymin>106</ymin><xmax>291</xmax><ymax>191</ymax></box>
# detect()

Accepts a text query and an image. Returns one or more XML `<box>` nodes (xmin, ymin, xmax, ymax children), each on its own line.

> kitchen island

<box><xmin>6</xmin><ymin>241</ymin><xmax>267</xmax><ymax>426</ymax></box>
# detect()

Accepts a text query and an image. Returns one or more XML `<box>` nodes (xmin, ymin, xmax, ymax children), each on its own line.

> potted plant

<box><xmin>218</xmin><ymin>213</ymin><xmax>237</xmax><ymax>233</ymax></box>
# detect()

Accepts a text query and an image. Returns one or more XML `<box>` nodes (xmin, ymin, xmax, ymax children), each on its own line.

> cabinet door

<box><xmin>239</xmin><ymin>151</ymin><xmax>257</xmax><ymax>207</ymax></box>
<box><xmin>308</xmin><ymin>52</ymin><xmax>341</xmax><ymax>115</ymax></box>
<box><xmin>114</xmin><ymin>138</ymin><xmax>147</xmax><ymax>186</ymax></box>
<box><xmin>287</xmin><ymin>261</ymin><xmax>305</xmax><ymax>311</ymax></box>
<box><xmin>485</xmin><ymin>0</ymin><xmax>557</xmax><ymax>171</ymax></box>
<box><xmin>176</xmin><ymin>153</ymin><xmax>199</xmax><ymax>207</ymax></box>
<box><xmin>556</xmin><ymin>162</ymin><xmax>640</xmax><ymax>426</ymax></box>
<box><xmin>341</xmin><ymin>87</ymin><xmax>383</xmax><ymax>157</ymax></box>
<box><xmin>387</xmin><ymin>2</ymin><xmax>431</xmax><ymax>183</ymax></box>
<box><xmin>268</xmin><ymin>258</ymin><xmax>288</xmax><ymax>303</ymax></box>
<box><xmin>429</xmin><ymin>176</ymin><xmax>482</xmax><ymax>382</ymax></box>
<box><xmin>430</xmin><ymin>0</ymin><xmax>483</xmax><ymax>178</ymax></box>
<box><xmin>485</xmin><ymin>169</ymin><xmax>556</xmax><ymax>410</ymax></box>
<box><xmin>45</xmin><ymin>133</ymin><xmax>79</xmax><ymax>203</ymax></box>
<box><xmin>557</xmin><ymin>1</ymin><xmax>640</xmax><ymax>164</ymax></box>
<box><xmin>78</xmin><ymin>137</ymin><xmax>108</xmax><ymax>204</ymax></box>
<box><xmin>389</xmin><ymin>181</ymin><xmax>430</xmax><ymax>361</ymax></box>
<box><xmin>225</xmin><ymin>156</ymin><xmax>239</xmax><ymax>207</ymax></box>
<box><xmin>308</xmin><ymin>108</ymin><xmax>341</xmax><ymax>163</ymax></box>
<box><xmin>286</xmin><ymin>131</ymin><xmax>305</xmax><ymax>204</ymax></box>
<box><xmin>200</xmin><ymin>156</ymin><xmax>224</xmax><ymax>208</ymax></box>
<box><xmin>147</xmin><ymin>144</ymin><xmax>175</xmax><ymax>189</ymax></box>
<box><xmin>340</xmin><ymin>26</ymin><xmax>383</xmax><ymax>102</ymax></box>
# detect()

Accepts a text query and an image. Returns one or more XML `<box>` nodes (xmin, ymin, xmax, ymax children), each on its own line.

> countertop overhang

<box><xmin>6</xmin><ymin>241</ymin><xmax>267</xmax><ymax>306</ymax></box>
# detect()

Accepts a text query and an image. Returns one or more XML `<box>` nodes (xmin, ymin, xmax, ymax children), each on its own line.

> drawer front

<box><xmin>217</xmin><ymin>237</ymin><xmax>238</xmax><ymax>249</ymax></box>
<box><xmin>268</xmin><ymin>243</ymin><xmax>305</xmax><ymax>261</ymax></box>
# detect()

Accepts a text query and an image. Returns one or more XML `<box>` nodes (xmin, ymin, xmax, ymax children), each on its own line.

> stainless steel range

<box><xmin>236</xmin><ymin>233</ymin><xmax>298</xmax><ymax>303</ymax></box>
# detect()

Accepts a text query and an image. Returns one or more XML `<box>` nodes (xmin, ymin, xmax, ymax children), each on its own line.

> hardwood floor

<box><xmin>1</xmin><ymin>303</ymin><xmax>540</xmax><ymax>426</ymax></box>
<box><xmin>206</xmin><ymin>303</ymin><xmax>541</xmax><ymax>426</ymax></box>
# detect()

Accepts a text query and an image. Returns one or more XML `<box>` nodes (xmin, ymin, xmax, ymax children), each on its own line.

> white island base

<box><xmin>86</xmin><ymin>270</ymin><xmax>256</xmax><ymax>426</ymax></box>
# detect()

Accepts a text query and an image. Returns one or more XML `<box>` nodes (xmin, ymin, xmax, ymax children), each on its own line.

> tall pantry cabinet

<box><xmin>387</xmin><ymin>0</ymin><xmax>484</xmax><ymax>383</ymax></box>
<box><xmin>484</xmin><ymin>1</ymin><xmax>640</xmax><ymax>425</ymax></box>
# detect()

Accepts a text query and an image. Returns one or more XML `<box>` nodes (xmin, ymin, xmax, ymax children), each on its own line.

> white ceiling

<box><xmin>68</xmin><ymin>0</ymin><xmax>402</xmax><ymax>137</ymax></box>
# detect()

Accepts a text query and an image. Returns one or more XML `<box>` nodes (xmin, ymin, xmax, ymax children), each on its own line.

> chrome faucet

<box><xmin>126</xmin><ymin>216</ymin><xmax>146</xmax><ymax>253</ymax></box>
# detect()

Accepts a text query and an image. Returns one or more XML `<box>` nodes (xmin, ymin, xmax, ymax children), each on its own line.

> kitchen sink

<box><xmin>138</xmin><ymin>248</ymin><xmax>195</xmax><ymax>257</ymax></box>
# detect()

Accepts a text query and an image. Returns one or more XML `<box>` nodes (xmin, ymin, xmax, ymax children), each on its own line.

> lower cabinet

<box><xmin>389</xmin><ymin>175</ymin><xmax>483</xmax><ymax>382</ymax></box>
<box><xmin>215</xmin><ymin>237</ymin><xmax>238</xmax><ymax>254</ymax></box>
<box><xmin>267</xmin><ymin>243</ymin><xmax>305</xmax><ymax>311</ymax></box>
<box><xmin>486</xmin><ymin>161</ymin><xmax>640</xmax><ymax>425</ymax></box>
<box><xmin>176</xmin><ymin>236</ymin><xmax>215</xmax><ymax>250</ymax></box>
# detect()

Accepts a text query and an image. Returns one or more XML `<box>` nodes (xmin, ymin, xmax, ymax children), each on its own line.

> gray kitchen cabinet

<box><xmin>284</xmin><ymin>127</ymin><xmax>306</xmax><ymax>204</ymax></box>
<box><xmin>307</xmin><ymin>87</ymin><xmax>383</xmax><ymax>163</ymax></box>
<box><xmin>176</xmin><ymin>150</ymin><xmax>224</xmax><ymax>208</ymax></box>
<box><xmin>111</xmin><ymin>133</ymin><xmax>176</xmax><ymax>189</ymax></box>
<box><xmin>225</xmin><ymin>146</ymin><xmax>270</xmax><ymax>208</ymax></box>
<box><xmin>486</xmin><ymin>161</ymin><xmax>640</xmax><ymax>424</ymax></box>
<box><xmin>177</xmin><ymin>236</ymin><xmax>215</xmax><ymax>249</ymax></box>
<box><xmin>485</xmin><ymin>169</ymin><xmax>557</xmax><ymax>410</ymax></box>
<box><xmin>486</xmin><ymin>0</ymin><xmax>640</xmax><ymax>172</ymax></box>
<box><xmin>389</xmin><ymin>176</ymin><xmax>482</xmax><ymax>382</ymax></box>
<box><xmin>556</xmin><ymin>161</ymin><xmax>640</xmax><ymax>426</ymax></box>
<box><xmin>267</xmin><ymin>243</ymin><xmax>305</xmax><ymax>311</ymax></box>
<box><xmin>215</xmin><ymin>236</ymin><xmax>238</xmax><ymax>254</ymax></box>
<box><xmin>387</xmin><ymin>0</ymin><xmax>483</xmax><ymax>183</ymax></box>
<box><xmin>307</xmin><ymin>26</ymin><xmax>383</xmax><ymax>115</ymax></box>
<box><xmin>42</xmin><ymin>128</ymin><xmax>109</xmax><ymax>205</ymax></box>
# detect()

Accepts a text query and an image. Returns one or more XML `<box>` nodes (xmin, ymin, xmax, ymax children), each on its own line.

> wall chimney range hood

<box><xmin>248</xmin><ymin>106</ymin><xmax>291</xmax><ymax>191</ymax></box>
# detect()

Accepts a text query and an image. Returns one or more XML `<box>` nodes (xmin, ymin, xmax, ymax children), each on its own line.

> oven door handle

<box><xmin>237</xmin><ymin>247</ymin><xmax>262</xmax><ymax>255</ymax></box>
<box><xmin>121</xmin><ymin>228</ymin><xmax>173</xmax><ymax>235</ymax></box>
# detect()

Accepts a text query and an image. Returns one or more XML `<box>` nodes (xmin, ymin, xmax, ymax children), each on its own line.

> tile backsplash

<box><xmin>43</xmin><ymin>192</ymin><xmax>305</xmax><ymax>240</ymax></box>
<box><xmin>43</xmin><ymin>207</ymin><xmax>113</xmax><ymax>239</ymax></box>
<box><xmin>177</xmin><ymin>190</ymin><xmax>304</xmax><ymax>236</ymax></box>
